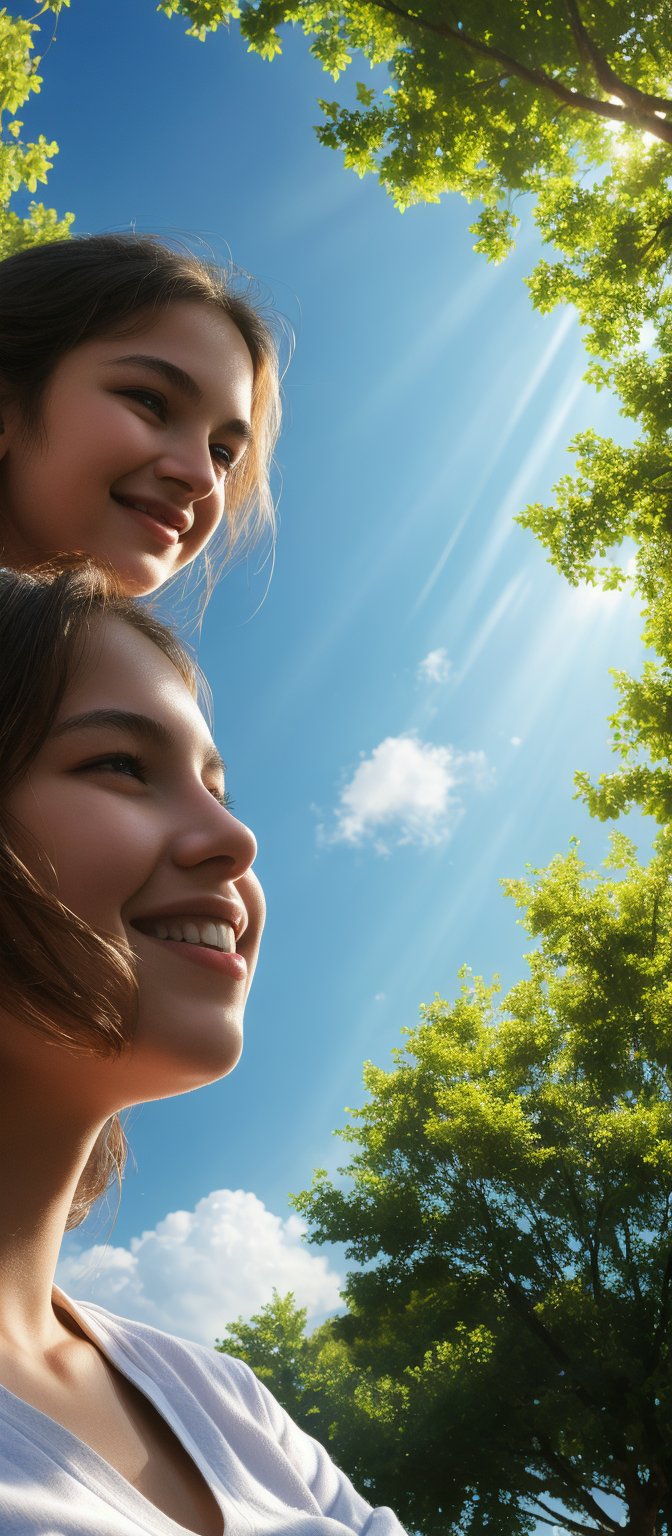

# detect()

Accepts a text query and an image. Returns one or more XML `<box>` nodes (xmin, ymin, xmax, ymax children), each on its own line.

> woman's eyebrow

<box><xmin>110</xmin><ymin>352</ymin><xmax>202</xmax><ymax>400</ymax></box>
<box><xmin>53</xmin><ymin>708</ymin><xmax>171</xmax><ymax>748</ymax></box>
<box><xmin>108</xmin><ymin>353</ymin><xmax>253</xmax><ymax>443</ymax></box>
<box><xmin>51</xmin><ymin>708</ymin><xmax>226</xmax><ymax>779</ymax></box>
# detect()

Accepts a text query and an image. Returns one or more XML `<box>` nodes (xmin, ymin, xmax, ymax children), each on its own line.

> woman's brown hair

<box><xmin>0</xmin><ymin>560</ymin><xmax>202</xmax><ymax>1227</ymax></box>
<box><xmin>0</xmin><ymin>233</ymin><xmax>282</xmax><ymax>587</ymax></box>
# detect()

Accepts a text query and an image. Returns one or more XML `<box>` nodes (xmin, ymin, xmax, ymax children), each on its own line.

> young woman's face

<box><xmin>4</xmin><ymin>616</ymin><xmax>265</xmax><ymax>1107</ymax></box>
<box><xmin>0</xmin><ymin>302</ymin><xmax>254</xmax><ymax>596</ymax></box>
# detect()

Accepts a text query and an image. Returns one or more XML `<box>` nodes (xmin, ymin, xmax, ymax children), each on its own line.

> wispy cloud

<box><xmin>465</xmin><ymin>368</ymin><xmax>585</xmax><ymax>610</ymax></box>
<box><xmin>490</xmin><ymin>572</ymin><xmax>642</xmax><ymax>749</ymax></box>
<box><xmin>326</xmin><ymin>732</ymin><xmax>490</xmax><ymax>852</ymax></box>
<box><xmin>364</xmin><ymin>261</ymin><xmax>501</xmax><ymax>424</ymax></box>
<box><xmin>417</xmin><ymin>647</ymin><xmax>451</xmax><ymax>685</ymax></box>
<box><xmin>411</xmin><ymin>312</ymin><xmax>577</xmax><ymax>618</ymax></box>
<box><xmin>457</xmin><ymin>572</ymin><xmax>529</xmax><ymax>683</ymax></box>
<box><xmin>57</xmin><ymin>1189</ymin><xmax>342</xmax><ymax>1345</ymax></box>
<box><xmin>411</xmin><ymin>512</ymin><xmax>468</xmax><ymax>616</ymax></box>
<box><xmin>498</xmin><ymin>309</ymin><xmax>576</xmax><ymax>446</ymax></box>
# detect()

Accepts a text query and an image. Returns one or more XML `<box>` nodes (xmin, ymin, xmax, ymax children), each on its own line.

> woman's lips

<box><xmin>138</xmin><ymin>930</ymin><xmax>248</xmax><ymax>980</ymax></box>
<box><xmin>112</xmin><ymin>496</ymin><xmax>181</xmax><ymax>548</ymax></box>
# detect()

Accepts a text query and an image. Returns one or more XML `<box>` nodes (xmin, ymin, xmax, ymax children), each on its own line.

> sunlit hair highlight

<box><xmin>0</xmin><ymin>232</ymin><xmax>282</xmax><ymax>594</ymax></box>
<box><xmin>0</xmin><ymin>559</ymin><xmax>202</xmax><ymax>1227</ymax></box>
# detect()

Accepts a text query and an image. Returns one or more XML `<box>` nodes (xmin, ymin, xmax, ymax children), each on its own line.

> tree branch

<box><xmin>647</xmin><ymin>1242</ymin><xmax>672</xmax><ymax>1372</ymax></box>
<box><xmin>560</xmin><ymin>0</ymin><xmax>608</xmax><ymax>80</ymax></box>
<box><xmin>501</xmin><ymin>1274</ymin><xmax>632</xmax><ymax>1468</ymax></box>
<box><xmin>562</xmin><ymin>1173</ymin><xmax>603</xmax><ymax>1302</ymax></box>
<box><xmin>529</xmin><ymin>1515</ymin><xmax>572</xmax><ymax>1533</ymax></box>
<box><xmin>560</xmin><ymin>0</ymin><xmax>672</xmax><ymax>115</ymax></box>
<box><xmin>523</xmin><ymin>1200</ymin><xmax>564</xmax><ymax>1284</ymax></box>
<box><xmin>535</xmin><ymin>1439</ymin><xmax>621</xmax><ymax>1531</ymax></box>
<box><xmin>533</xmin><ymin>1496</ymin><xmax>615</xmax><ymax>1536</ymax></box>
<box><xmin>470</xmin><ymin>1189</ymin><xmax>630</xmax><ymax>1462</ymax></box>
<box><xmin>650</xmin><ymin>889</ymin><xmax>661</xmax><ymax>955</ymax></box>
<box><xmin>502</xmin><ymin>1276</ymin><xmax>589</xmax><ymax>1396</ymax></box>
<box><xmin>359</xmin><ymin>0</ymin><xmax>672</xmax><ymax>145</ymax></box>
<box><xmin>621</xmin><ymin>1217</ymin><xmax>644</xmax><ymax>1309</ymax></box>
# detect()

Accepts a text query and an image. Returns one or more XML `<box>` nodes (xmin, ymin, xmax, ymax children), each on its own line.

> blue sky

<box><xmin>16</xmin><ymin>0</ymin><xmax>647</xmax><ymax>1341</ymax></box>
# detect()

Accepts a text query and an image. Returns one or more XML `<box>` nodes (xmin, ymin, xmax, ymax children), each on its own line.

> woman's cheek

<box><xmin>46</xmin><ymin>795</ymin><xmax>160</xmax><ymax>932</ymax></box>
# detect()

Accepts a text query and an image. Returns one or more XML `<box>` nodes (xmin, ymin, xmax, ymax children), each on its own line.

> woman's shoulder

<box><xmin>58</xmin><ymin>1294</ymin><xmax>337</xmax><ymax>1498</ymax></box>
<box><xmin>54</xmin><ymin>1290</ymin><xmax>409</xmax><ymax>1533</ymax></box>
<box><xmin>55</xmin><ymin>1287</ymin><xmax>267</xmax><ymax>1414</ymax></box>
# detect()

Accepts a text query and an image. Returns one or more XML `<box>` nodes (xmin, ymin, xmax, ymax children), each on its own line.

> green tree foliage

<box><xmin>154</xmin><ymin>0</ymin><xmax>672</xmax><ymax>369</ymax></box>
<box><xmin>216</xmin><ymin>1289</ymin><xmax>378</xmax><ymax>1485</ymax></box>
<box><xmin>216</xmin><ymin>1289</ymin><xmax>323</xmax><ymax>1429</ymax></box>
<box><xmin>250</xmin><ymin>833</ymin><xmax>672</xmax><ymax>1536</ymax></box>
<box><xmin>154</xmin><ymin>1</ymin><xmax>672</xmax><ymax>324</ymax></box>
<box><xmin>157</xmin><ymin>1</ymin><xmax>672</xmax><ymax>826</ymax></box>
<box><xmin>0</xmin><ymin>3</ymin><xmax>72</xmax><ymax>257</ymax></box>
<box><xmin>217</xmin><ymin>1286</ymin><xmax>427</xmax><ymax>1515</ymax></box>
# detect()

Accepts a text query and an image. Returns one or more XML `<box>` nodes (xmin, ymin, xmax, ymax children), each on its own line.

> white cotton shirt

<box><xmin>0</xmin><ymin>1286</ymin><xmax>407</xmax><ymax>1536</ymax></box>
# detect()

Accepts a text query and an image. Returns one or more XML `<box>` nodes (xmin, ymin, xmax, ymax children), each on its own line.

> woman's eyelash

<box><xmin>118</xmin><ymin>387</ymin><xmax>167</xmax><ymax>419</ymax></box>
<box><xmin>80</xmin><ymin>755</ymin><xmax>234</xmax><ymax>811</ymax></box>
<box><xmin>117</xmin><ymin>391</ymin><xmax>234</xmax><ymax>470</ymax></box>
<box><xmin>80</xmin><ymin>752</ymin><xmax>148</xmax><ymax>782</ymax></box>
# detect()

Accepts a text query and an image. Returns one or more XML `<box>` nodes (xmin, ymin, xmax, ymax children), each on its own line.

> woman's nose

<box><xmin>172</xmin><ymin>801</ymin><xmax>257</xmax><ymax>884</ymax></box>
<box><xmin>154</xmin><ymin>436</ymin><xmax>219</xmax><ymax>502</ymax></box>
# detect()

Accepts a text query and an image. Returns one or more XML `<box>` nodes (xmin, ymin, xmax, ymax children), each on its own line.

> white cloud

<box><xmin>417</xmin><ymin>647</ymin><xmax>451</xmax><ymax>685</ymax></box>
<box><xmin>329</xmin><ymin>732</ymin><xmax>489</xmax><ymax>851</ymax></box>
<box><xmin>510</xmin><ymin>736</ymin><xmax>522</xmax><ymax>748</ymax></box>
<box><xmin>57</xmin><ymin>1188</ymin><xmax>342</xmax><ymax>1346</ymax></box>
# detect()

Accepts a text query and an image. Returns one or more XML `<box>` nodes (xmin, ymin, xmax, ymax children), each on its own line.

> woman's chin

<box><xmin>119</xmin><ymin>1016</ymin><xmax>245</xmax><ymax>1103</ymax></box>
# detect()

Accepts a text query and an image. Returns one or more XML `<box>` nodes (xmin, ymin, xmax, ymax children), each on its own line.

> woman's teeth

<box><xmin>145</xmin><ymin>918</ymin><xmax>235</xmax><ymax>952</ymax></box>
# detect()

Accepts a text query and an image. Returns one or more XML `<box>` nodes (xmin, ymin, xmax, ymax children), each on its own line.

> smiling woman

<box><xmin>0</xmin><ymin>233</ymin><xmax>281</xmax><ymax>598</ymax></box>
<box><xmin>0</xmin><ymin>563</ymin><xmax>407</xmax><ymax>1536</ymax></box>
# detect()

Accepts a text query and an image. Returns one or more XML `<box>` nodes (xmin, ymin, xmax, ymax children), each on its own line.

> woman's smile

<box><xmin>5</xmin><ymin>611</ymin><xmax>265</xmax><ymax>1103</ymax></box>
<box><xmin>130</xmin><ymin>896</ymin><xmax>250</xmax><ymax>981</ymax></box>
<box><xmin>110</xmin><ymin>493</ymin><xmax>194</xmax><ymax>547</ymax></box>
<box><xmin>133</xmin><ymin>927</ymin><xmax>248</xmax><ymax>980</ymax></box>
<box><xmin>0</xmin><ymin>303</ymin><xmax>254</xmax><ymax>596</ymax></box>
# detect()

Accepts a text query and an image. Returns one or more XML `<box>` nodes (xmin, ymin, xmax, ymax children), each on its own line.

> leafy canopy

<box><xmin>221</xmin><ymin>836</ymin><xmax>672</xmax><ymax>1536</ymax></box>
<box><xmin>153</xmin><ymin>1</ymin><xmax>672</xmax><ymax>577</ymax></box>
<box><xmin>155</xmin><ymin>2</ymin><xmax>672</xmax><ymax>311</ymax></box>
<box><xmin>156</xmin><ymin>0</ymin><xmax>672</xmax><ymax>831</ymax></box>
<box><xmin>0</xmin><ymin>3</ymin><xmax>72</xmax><ymax>256</ymax></box>
<box><xmin>157</xmin><ymin>2</ymin><xmax>672</xmax><ymax>206</ymax></box>
<box><xmin>216</xmin><ymin>1289</ymin><xmax>321</xmax><ymax>1429</ymax></box>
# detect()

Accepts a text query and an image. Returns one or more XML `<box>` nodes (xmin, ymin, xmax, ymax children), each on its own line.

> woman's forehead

<box><xmin>61</xmin><ymin>616</ymin><xmax>216</xmax><ymax>762</ymax></box>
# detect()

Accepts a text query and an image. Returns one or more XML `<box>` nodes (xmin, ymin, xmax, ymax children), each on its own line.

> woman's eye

<box><xmin>210</xmin><ymin>785</ymin><xmax>234</xmax><ymax>811</ymax></box>
<box><xmin>117</xmin><ymin>388</ymin><xmax>167</xmax><ymax>420</ymax></box>
<box><xmin>80</xmin><ymin>752</ymin><xmax>148</xmax><ymax>784</ymax></box>
<box><xmin>211</xmin><ymin>444</ymin><xmax>234</xmax><ymax>471</ymax></box>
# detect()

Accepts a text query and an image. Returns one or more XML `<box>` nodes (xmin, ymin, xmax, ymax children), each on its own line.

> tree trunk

<box><xmin>620</xmin><ymin>1489</ymin><xmax>664</xmax><ymax>1536</ymax></box>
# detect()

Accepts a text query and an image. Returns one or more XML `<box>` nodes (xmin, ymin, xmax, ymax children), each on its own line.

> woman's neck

<box><xmin>0</xmin><ymin>1057</ymin><xmax>105</xmax><ymax>1358</ymax></box>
